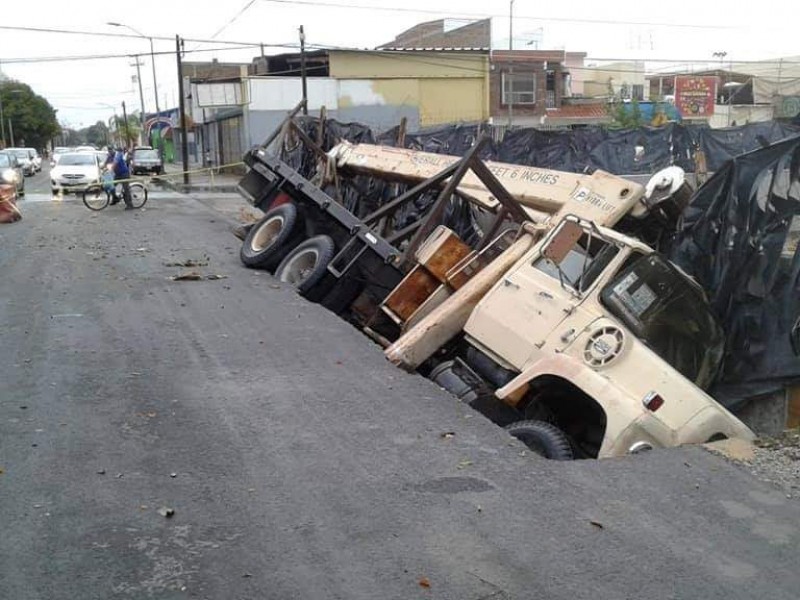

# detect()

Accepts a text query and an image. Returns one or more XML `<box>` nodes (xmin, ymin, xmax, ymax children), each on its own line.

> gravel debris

<box><xmin>747</xmin><ymin>429</ymin><xmax>800</xmax><ymax>498</ymax></box>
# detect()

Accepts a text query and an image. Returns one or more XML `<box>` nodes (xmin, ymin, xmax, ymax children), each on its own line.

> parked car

<box><xmin>51</xmin><ymin>146</ymin><xmax>72</xmax><ymax>168</ymax></box>
<box><xmin>8</xmin><ymin>148</ymin><xmax>36</xmax><ymax>176</ymax></box>
<box><xmin>25</xmin><ymin>147</ymin><xmax>42</xmax><ymax>172</ymax></box>
<box><xmin>50</xmin><ymin>152</ymin><xmax>102</xmax><ymax>195</ymax></box>
<box><xmin>131</xmin><ymin>147</ymin><xmax>163</xmax><ymax>175</ymax></box>
<box><xmin>0</xmin><ymin>151</ymin><xmax>25</xmax><ymax>196</ymax></box>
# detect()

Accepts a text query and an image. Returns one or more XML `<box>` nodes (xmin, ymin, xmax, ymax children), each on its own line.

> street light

<box><xmin>107</xmin><ymin>22</ymin><xmax>161</xmax><ymax>146</ymax></box>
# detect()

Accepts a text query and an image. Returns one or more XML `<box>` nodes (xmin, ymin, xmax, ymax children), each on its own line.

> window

<box><xmin>601</xmin><ymin>254</ymin><xmax>724</xmax><ymax>389</ymax></box>
<box><xmin>632</xmin><ymin>84</ymin><xmax>645</xmax><ymax>101</ymax></box>
<box><xmin>502</xmin><ymin>71</ymin><xmax>536</xmax><ymax>105</ymax></box>
<box><xmin>533</xmin><ymin>225</ymin><xmax>619</xmax><ymax>293</ymax></box>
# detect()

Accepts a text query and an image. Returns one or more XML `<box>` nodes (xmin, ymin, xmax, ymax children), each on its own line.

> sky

<box><xmin>1</xmin><ymin>0</ymin><xmax>798</xmax><ymax>128</ymax></box>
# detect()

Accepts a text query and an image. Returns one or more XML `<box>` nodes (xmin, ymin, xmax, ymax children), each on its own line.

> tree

<box><xmin>610</xmin><ymin>97</ymin><xmax>645</xmax><ymax>129</ymax></box>
<box><xmin>85</xmin><ymin>121</ymin><xmax>110</xmax><ymax>148</ymax></box>
<box><xmin>0</xmin><ymin>81</ymin><xmax>59</xmax><ymax>150</ymax></box>
<box><xmin>112</xmin><ymin>113</ymin><xmax>140</xmax><ymax>148</ymax></box>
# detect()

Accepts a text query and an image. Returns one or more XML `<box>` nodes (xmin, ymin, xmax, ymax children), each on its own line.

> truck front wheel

<box><xmin>506</xmin><ymin>420</ymin><xmax>574</xmax><ymax>460</ymax></box>
<box><xmin>240</xmin><ymin>203</ymin><xmax>299</xmax><ymax>271</ymax></box>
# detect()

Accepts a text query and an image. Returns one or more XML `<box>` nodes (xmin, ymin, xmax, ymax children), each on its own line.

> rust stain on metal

<box><xmin>384</xmin><ymin>268</ymin><xmax>441</xmax><ymax>322</ymax></box>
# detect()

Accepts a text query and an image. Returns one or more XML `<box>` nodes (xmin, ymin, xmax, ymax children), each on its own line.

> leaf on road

<box><xmin>418</xmin><ymin>577</ymin><xmax>431</xmax><ymax>589</ymax></box>
<box><xmin>0</xmin><ymin>467</ymin><xmax>4</xmax><ymax>475</ymax></box>
<box><xmin>457</xmin><ymin>459</ymin><xmax>473</xmax><ymax>469</ymax></box>
<box><xmin>170</xmin><ymin>271</ymin><xmax>203</xmax><ymax>281</ymax></box>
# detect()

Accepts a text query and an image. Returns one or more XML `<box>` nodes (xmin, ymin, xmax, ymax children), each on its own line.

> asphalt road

<box><xmin>2</xmin><ymin>191</ymin><xmax>799</xmax><ymax>599</ymax></box>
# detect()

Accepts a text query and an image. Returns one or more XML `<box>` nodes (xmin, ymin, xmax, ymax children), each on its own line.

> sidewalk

<box><xmin>157</xmin><ymin>161</ymin><xmax>242</xmax><ymax>194</ymax></box>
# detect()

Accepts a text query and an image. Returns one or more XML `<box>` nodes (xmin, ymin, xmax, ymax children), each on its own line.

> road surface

<box><xmin>1</xmin><ymin>188</ymin><xmax>799</xmax><ymax>599</ymax></box>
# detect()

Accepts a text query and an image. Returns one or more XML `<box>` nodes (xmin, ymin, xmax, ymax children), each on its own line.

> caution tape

<box><xmin>105</xmin><ymin>162</ymin><xmax>246</xmax><ymax>186</ymax></box>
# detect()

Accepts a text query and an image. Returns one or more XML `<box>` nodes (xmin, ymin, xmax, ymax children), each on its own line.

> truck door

<box><xmin>467</xmin><ymin>220</ymin><xmax>620</xmax><ymax>370</ymax></box>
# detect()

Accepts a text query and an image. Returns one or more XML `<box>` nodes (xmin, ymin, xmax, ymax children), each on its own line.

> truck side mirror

<box><xmin>791</xmin><ymin>317</ymin><xmax>800</xmax><ymax>357</ymax></box>
<box><xmin>543</xmin><ymin>220</ymin><xmax>584</xmax><ymax>265</ymax></box>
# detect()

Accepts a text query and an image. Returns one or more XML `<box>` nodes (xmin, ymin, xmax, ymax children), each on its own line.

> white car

<box><xmin>25</xmin><ymin>147</ymin><xmax>42</xmax><ymax>172</ymax></box>
<box><xmin>50</xmin><ymin>152</ymin><xmax>102</xmax><ymax>195</ymax></box>
<box><xmin>51</xmin><ymin>146</ymin><xmax>72</xmax><ymax>168</ymax></box>
<box><xmin>8</xmin><ymin>148</ymin><xmax>36</xmax><ymax>177</ymax></box>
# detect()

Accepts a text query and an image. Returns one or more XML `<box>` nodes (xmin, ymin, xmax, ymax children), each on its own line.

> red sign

<box><xmin>675</xmin><ymin>76</ymin><xmax>717</xmax><ymax>118</ymax></box>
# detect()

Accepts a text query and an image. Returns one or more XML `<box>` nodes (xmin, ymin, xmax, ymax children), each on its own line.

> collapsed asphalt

<box><xmin>1</xmin><ymin>193</ymin><xmax>799</xmax><ymax>599</ymax></box>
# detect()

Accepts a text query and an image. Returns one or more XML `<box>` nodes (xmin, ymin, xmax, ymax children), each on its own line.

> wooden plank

<box><xmin>385</xmin><ymin>231</ymin><xmax>540</xmax><ymax>371</ymax></box>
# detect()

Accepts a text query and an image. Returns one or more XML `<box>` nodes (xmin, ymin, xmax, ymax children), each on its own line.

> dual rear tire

<box><xmin>240</xmin><ymin>203</ymin><xmax>336</xmax><ymax>299</ymax></box>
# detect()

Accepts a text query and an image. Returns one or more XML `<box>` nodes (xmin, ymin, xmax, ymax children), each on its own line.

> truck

<box><xmin>236</xmin><ymin>109</ymin><xmax>754</xmax><ymax>459</ymax></box>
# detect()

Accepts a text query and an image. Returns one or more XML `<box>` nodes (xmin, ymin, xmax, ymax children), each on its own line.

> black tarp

<box><xmin>275</xmin><ymin>116</ymin><xmax>800</xmax><ymax>178</ymax></box>
<box><xmin>670</xmin><ymin>137</ymin><xmax>800</xmax><ymax>406</ymax></box>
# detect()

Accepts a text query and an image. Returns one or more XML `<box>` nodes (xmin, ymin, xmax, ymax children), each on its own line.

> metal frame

<box><xmin>243</xmin><ymin>102</ymin><xmax>533</xmax><ymax>279</ymax></box>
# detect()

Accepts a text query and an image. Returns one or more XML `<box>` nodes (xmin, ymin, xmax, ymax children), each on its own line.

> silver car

<box><xmin>0</xmin><ymin>151</ymin><xmax>25</xmax><ymax>196</ymax></box>
<box><xmin>8</xmin><ymin>148</ymin><xmax>35</xmax><ymax>177</ymax></box>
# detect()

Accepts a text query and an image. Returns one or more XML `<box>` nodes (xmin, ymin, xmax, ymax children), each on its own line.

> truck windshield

<box><xmin>601</xmin><ymin>254</ymin><xmax>724</xmax><ymax>390</ymax></box>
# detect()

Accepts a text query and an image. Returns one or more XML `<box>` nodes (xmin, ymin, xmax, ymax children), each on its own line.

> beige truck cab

<box><xmin>388</xmin><ymin>216</ymin><xmax>754</xmax><ymax>459</ymax></box>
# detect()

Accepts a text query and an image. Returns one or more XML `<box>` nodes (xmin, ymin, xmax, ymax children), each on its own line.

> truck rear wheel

<box><xmin>275</xmin><ymin>234</ymin><xmax>335</xmax><ymax>297</ymax></box>
<box><xmin>506</xmin><ymin>420</ymin><xmax>574</xmax><ymax>460</ymax></box>
<box><xmin>240</xmin><ymin>203</ymin><xmax>298</xmax><ymax>270</ymax></box>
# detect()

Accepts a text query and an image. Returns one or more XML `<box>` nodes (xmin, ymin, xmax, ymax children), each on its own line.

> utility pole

<box><xmin>299</xmin><ymin>25</ymin><xmax>308</xmax><ymax>115</ymax></box>
<box><xmin>8</xmin><ymin>118</ymin><xmax>14</xmax><ymax>147</ymax></box>
<box><xmin>0</xmin><ymin>70</ymin><xmax>6</xmax><ymax>146</ymax></box>
<box><xmin>132</xmin><ymin>57</ymin><xmax>146</xmax><ymax>146</ymax></box>
<box><xmin>507</xmin><ymin>0</ymin><xmax>514</xmax><ymax>129</ymax></box>
<box><xmin>122</xmin><ymin>101</ymin><xmax>131</xmax><ymax>148</ymax></box>
<box><xmin>176</xmin><ymin>35</ymin><xmax>190</xmax><ymax>186</ymax></box>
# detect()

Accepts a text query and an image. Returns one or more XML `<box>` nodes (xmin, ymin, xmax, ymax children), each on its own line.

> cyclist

<box><xmin>110</xmin><ymin>146</ymin><xmax>133</xmax><ymax>209</ymax></box>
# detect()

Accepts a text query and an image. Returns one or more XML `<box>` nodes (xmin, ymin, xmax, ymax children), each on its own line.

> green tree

<box><xmin>112</xmin><ymin>113</ymin><xmax>140</xmax><ymax>148</ymax></box>
<box><xmin>0</xmin><ymin>81</ymin><xmax>59</xmax><ymax>150</ymax></box>
<box><xmin>84</xmin><ymin>121</ymin><xmax>110</xmax><ymax>148</ymax></box>
<box><xmin>61</xmin><ymin>128</ymin><xmax>82</xmax><ymax>146</ymax></box>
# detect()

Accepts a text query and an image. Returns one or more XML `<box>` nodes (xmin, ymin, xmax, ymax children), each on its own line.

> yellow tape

<box><xmin>108</xmin><ymin>162</ymin><xmax>246</xmax><ymax>185</ymax></box>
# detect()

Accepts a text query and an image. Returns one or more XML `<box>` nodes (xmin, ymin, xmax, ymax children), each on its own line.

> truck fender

<box><xmin>495</xmin><ymin>354</ymin><xmax>628</xmax><ymax>412</ymax></box>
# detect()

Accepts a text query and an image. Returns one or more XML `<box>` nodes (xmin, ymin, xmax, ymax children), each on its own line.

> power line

<box><xmin>0</xmin><ymin>24</ymin><xmax>287</xmax><ymax>48</ymax></box>
<box><xmin>208</xmin><ymin>0</ymin><xmax>259</xmax><ymax>40</ymax></box>
<box><xmin>259</xmin><ymin>0</ymin><xmax>739</xmax><ymax>30</ymax></box>
<box><xmin>0</xmin><ymin>44</ymin><xmax>279</xmax><ymax>66</ymax></box>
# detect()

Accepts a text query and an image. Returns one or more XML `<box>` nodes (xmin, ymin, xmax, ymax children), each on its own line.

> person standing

<box><xmin>111</xmin><ymin>146</ymin><xmax>133</xmax><ymax>209</ymax></box>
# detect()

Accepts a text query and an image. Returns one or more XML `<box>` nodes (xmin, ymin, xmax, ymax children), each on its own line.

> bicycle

<box><xmin>82</xmin><ymin>172</ymin><xmax>148</xmax><ymax>211</ymax></box>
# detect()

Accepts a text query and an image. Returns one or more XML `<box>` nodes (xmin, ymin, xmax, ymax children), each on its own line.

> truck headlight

<box><xmin>1</xmin><ymin>168</ymin><xmax>18</xmax><ymax>184</ymax></box>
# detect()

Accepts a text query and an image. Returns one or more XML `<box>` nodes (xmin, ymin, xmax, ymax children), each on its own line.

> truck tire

<box><xmin>275</xmin><ymin>234</ymin><xmax>335</xmax><ymax>297</ymax></box>
<box><xmin>505</xmin><ymin>420</ymin><xmax>574</xmax><ymax>460</ymax></box>
<box><xmin>240</xmin><ymin>203</ymin><xmax>298</xmax><ymax>270</ymax></box>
